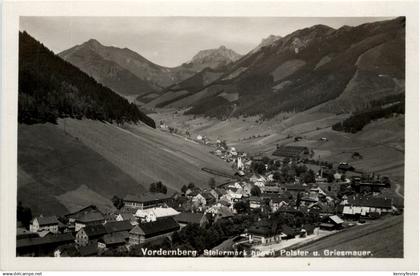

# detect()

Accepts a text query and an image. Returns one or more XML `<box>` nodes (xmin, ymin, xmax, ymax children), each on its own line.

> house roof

<box><xmin>16</xmin><ymin>233</ymin><xmax>74</xmax><ymax>248</ymax></box>
<box><xmin>76</xmin><ymin>211</ymin><xmax>105</xmax><ymax>223</ymax></box>
<box><xmin>119</xmin><ymin>212</ymin><xmax>135</xmax><ymax>221</ymax></box>
<box><xmin>101</xmin><ymin>231</ymin><xmax>128</xmax><ymax>245</ymax></box>
<box><xmin>65</xmin><ymin>205</ymin><xmax>99</xmax><ymax>218</ymax></box>
<box><xmin>80</xmin><ymin>224</ymin><xmax>107</xmax><ymax>238</ymax></box>
<box><xmin>129</xmin><ymin>225</ymin><xmax>145</xmax><ymax>236</ymax></box>
<box><xmin>131</xmin><ymin>217</ymin><xmax>179</xmax><ymax>238</ymax></box>
<box><xmin>284</xmin><ymin>184</ymin><xmax>306</xmax><ymax>191</ymax></box>
<box><xmin>263</xmin><ymin>186</ymin><xmax>280</xmax><ymax>193</ymax></box>
<box><xmin>16</xmin><ymin>228</ymin><xmax>42</xmax><ymax>240</ymax></box>
<box><xmin>78</xmin><ymin>241</ymin><xmax>98</xmax><ymax>256</ymax></box>
<box><xmin>207</xmin><ymin>205</ymin><xmax>234</xmax><ymax>218</ymax></box>
<box><xmin>35</xmin><ymin>216</ymin><xmax>59</xmax><ymax>226</ymax></box>
<box><xmin>104</xmin><ymin>220</ymin><xmax>133</xmax><ymax>233</ymax></box>
<box><xmin>174</xmin><ymin>212</ymin><xmax>203</xmax><ymax>225</ymax></box>
<box><xmin>135</xmin><ymin>207</ymin><xmax>180</xmax><ymax>219</ymax></box>
<box><xmin>329</xmin><ymin>215</ymin><xmax>344</xmax><ymax>225</ymax></box>
<box><xmin>124</xmin><ymin>192</ymin><xmax>173</xmax><ymax>203</ymax></box>
<box><xmin>347</xmin><ymin>196</ymin><xmax>393</xmax><ymax>209</ymax></box>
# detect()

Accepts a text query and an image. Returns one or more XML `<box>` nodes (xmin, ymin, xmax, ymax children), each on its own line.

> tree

<box><xmin>208</xmin><ymin>178</ymin><xmax>216</xmax><ymax>189</ymax></box>
<box><xmin>233</xmin><ymin>201</ymin><xmax>250</xmax><ymax>214</ymax></box>
<box><xmin>181</xmin><ymin>185</ymin><xmax>188</xmax><ymax>194</ymax></box>
<box><xmin>17</xmin><ymin>201</ymin><xmax>32</xmax><ymax>229</ymax></box>
<box><xmin>149</xmin><ymin>181</ymin><xmax>168</xmax><ymax>194</ymax></box>
<box><xmin>250</xmin><ymin>186</ymin><xmax>262</xmax><ymax>197</ymax></box>
<box><xmin>252</xmin><ymin>161</ymin><xmax>266</xmax><ymax>175</ymax></box>
<box><xmin>302</xmin><ymin>169</ymin><xmax>315</xmax><ymax>184</ymax></box>
<box><xmin>111</xmin><ymin>195</ymin><xmax>124</xmax><ymax>210</ymax></box>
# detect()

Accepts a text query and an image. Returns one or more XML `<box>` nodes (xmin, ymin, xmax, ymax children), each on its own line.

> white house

<box><xmin>30</xmin><ymin>216</ymin><xmax>59</xmax><ymax>233</ymax></box>
<box><xmin>135</xmin><ymin>207</ymin><xmax>180</xmax><ymax>223</ymax></box>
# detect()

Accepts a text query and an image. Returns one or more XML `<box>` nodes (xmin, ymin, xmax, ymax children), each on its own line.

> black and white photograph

<box><xmin>1</xmin><ymin>0</ymin><xmax>419</xmax><ymax>272</ymax></box>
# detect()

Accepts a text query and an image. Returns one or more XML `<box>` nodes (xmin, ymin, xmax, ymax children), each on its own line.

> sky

<box><xmin>20</xmin><ymin>16</ymin><xmax>391</xmax><ymax>67</ymax></box>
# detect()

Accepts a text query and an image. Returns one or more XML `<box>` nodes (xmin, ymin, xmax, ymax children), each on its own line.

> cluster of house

<box><xmin>16</xmin><ymin>194</ymin><xmax>184</xmax><ymax>257</ymax></box>
<box><xmin>16</xmin><ymin>140</ymin><xmax>399</xmax><ymax>256</ymax></box>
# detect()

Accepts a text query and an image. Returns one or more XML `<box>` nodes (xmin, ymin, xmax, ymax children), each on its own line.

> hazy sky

<box><xmin>20</xmin><ymin>17</ymin><xmax>391</xmax><ymax>67</ymax></box>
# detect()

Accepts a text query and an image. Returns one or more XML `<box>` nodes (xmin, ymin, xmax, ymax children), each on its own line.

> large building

<box><xmin>273</xmin><ymin>145</ymin><xmax>310</xmax><ymax>159</ymax></box>
<box><xmin>123</xmin><ymin>192</ymin><xmax>174</xmax><ymax>210</ymax></box>
<box><xmin>128</xmin><ymin>217</ymin><xmax>180</xmax><ymax>245</ymax></box>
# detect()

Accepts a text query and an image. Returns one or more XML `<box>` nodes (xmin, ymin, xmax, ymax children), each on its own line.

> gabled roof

<box><xmin>35</xmin><ymin>216</ymin><xmax>59</xmax><ymax>226</ymax></box>
<box><xmin>135</xmin><ymin>207</ymin><xmax>180</xmax><ymax>219</ymax></box>
<box><xmin>129</xmin><ymin>225</ymin><xmax>145</xmax><ymax>236</ymax></box>
<box><xmin>104</xmin><ymin>220</ymin><xmax>133</xmax><ymax>233</ymax></box>
<box><xmin>133</xmin><ymin>217</ymin><xmax>180</xmax><ymax>238</ymax></box>
<box><xmin>347</xmin><ymin>196</ymin><xmax>393</xmax><ymax>209</ymax></box>
<box><xmin>118</xmin><ymin>212</ymin><xmax>135</xmax><ymax>221</ymax></box>
<box><xmin>16</xmin><ymin>233</ymin><xmax>74</xmax><ymax>248</ymax></box>
<box><xmin>65</xmin><ymin>205</ymin><xmax>99</xmax><ymax>218</ymax></box>
<box><xmin>76</xmin><ymin>211</ymin><xmax>105</xmax><ymax>223</ymax></box>
<box><xmin>80</xmin><ymin>224</ymin><xmax>107</xmax><ymax>238</ymax></box>
<box><xmin>284</xmin><ymin>184</ymin><xmax>306</xmax><ymax>191</ymax></box>
<box><xmin>174</xmin><ymin>212</ymin><xmax>204</xmax><ymax>225</ymax></box>
<box><xmin>329</xmin><ymin>215</ymin><xmax>344</xmax><ymax>225</ymax></box>
<box><xmin>101</xmin><ymin>231</ymin><xmax>128</xmax><ymax>245</ymax></box>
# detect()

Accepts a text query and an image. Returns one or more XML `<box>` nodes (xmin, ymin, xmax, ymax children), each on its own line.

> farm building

<box><xmin>30</xmin><ymin>216</ymin><xmax>59</xmax><ymax>234</ymax></box>
<box><xmin>74</xmin><ymin>211</ymin><xmax>105</xmax><ymax>232</ymax></box>
<box><xmin>247</xmin><ymin>220</ymin><xmax>284</xmax><ymax>245</ymax></box>
<box><xmin>16</xmin><ymin>232</ymin><xmax>74</xmax><ymax>256</ymax></box>
<box><xmin>128</xmin><ymin>217</ymin><xmax>180</xmax><ymax>245</ymax></box>
<box><xmin>123</xmin><ymin>192</ymin><xmax>174</xmax><ymax>210</ymax></box>
<box><xmin>104</xmin><ymin>220</ymin><xmax>134</xmax><ymax>234</ymax></box>
<box><xmin>174</xmin><ymin>212</ymin><xmax>207</xmax><ymax>228</ymax></box>
<box><xmin>320</xmin><ymin>215</ymin><xmax>344</xmax><ymax>231</ymax></box>
<box><xmin>75</xmin><ymin>224</ymin><xmax>107</xmax><ymax>247</ymax></box>
<box><xmin>341</xmin><ymin>196</ymin><xmax>394</xmax><ymax>216</ymax></box>
<box><xmin>135</xmin><ymin>207</ymin><xmax>180</xmax><ymax>223</ymax></box>
<box><xmin>273</xmin><ymin>146</ymin><xmax>310</xmax><ymax>159</ymax></box>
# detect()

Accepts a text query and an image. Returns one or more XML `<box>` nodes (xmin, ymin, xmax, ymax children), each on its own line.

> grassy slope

<box><xmin>18</xmin><ymin>123</ymin><xmax>143</xmax><ymax>216</ymax></box>
<box><xmin>296</xmin><ymin>215</ymin><xmax>403</xmax><ymax>258</ymax></box>
<box><xmin>19</xmin><ymin>119</ymin><xmax>235</xmax><ymax>215</ymax></box>
<box><xmin>56</xmin><ymin>119</ymin><xmax>234</xmax><ymax>191</ymax></box>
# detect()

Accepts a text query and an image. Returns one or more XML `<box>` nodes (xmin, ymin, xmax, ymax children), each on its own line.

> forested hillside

<box><xmin>18</xmin><ymin>31</ymin><xmax>155</xmax><ymax>128</ymax></box>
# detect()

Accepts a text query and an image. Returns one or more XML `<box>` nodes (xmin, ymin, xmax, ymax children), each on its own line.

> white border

<box><xmin>1</xmin><ymin>0</ymin><xmax>419</xmax><ymax>271</ymax></box>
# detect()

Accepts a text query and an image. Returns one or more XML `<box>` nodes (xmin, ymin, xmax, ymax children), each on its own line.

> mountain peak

<box><xmin>189</xmin><ymin>46</ymin><xmax>242</xmax><ymax>70</ymax></box>
<box><xmin>84</xmin><ymin>38</ymin><xmax>103</xmax><ymax>48</ymax></box>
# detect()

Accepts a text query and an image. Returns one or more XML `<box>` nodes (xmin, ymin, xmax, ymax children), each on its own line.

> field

<box><xmin>18</xmin><ymin>119</ymin><xmax>234</xmax><ymax>215</ymax></box>
<box><xmin>18</xmin><ymin>123</ymin><xmax>141</xmax><ymax>216</ymax></box>
<box><xmin>295</xmin><ymin>215</ymin><xmax>404</xmax><ymax>258</ymax></box>
<box><xmin>150</xmin><ymin>108</ymin><xmax>404</xmax><ymax>204</ymax></box>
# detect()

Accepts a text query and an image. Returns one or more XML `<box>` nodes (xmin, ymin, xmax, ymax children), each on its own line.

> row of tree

<box><xmin>332</xmin><ymin>101</ymin><xmax>404</xmax><ymax>133</ymax></box>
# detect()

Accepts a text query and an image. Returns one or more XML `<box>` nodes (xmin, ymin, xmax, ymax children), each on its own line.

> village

<box><xmin>16</xmin><ymin>125</ymin><xmax>401</xmax><ymax>257</ymax></box>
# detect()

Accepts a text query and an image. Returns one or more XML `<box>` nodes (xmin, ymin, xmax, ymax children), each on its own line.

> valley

<box><xmin>16</xmin><ymin>16</ymin><xmax>407</xmax><ymax>258</ymax></box>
